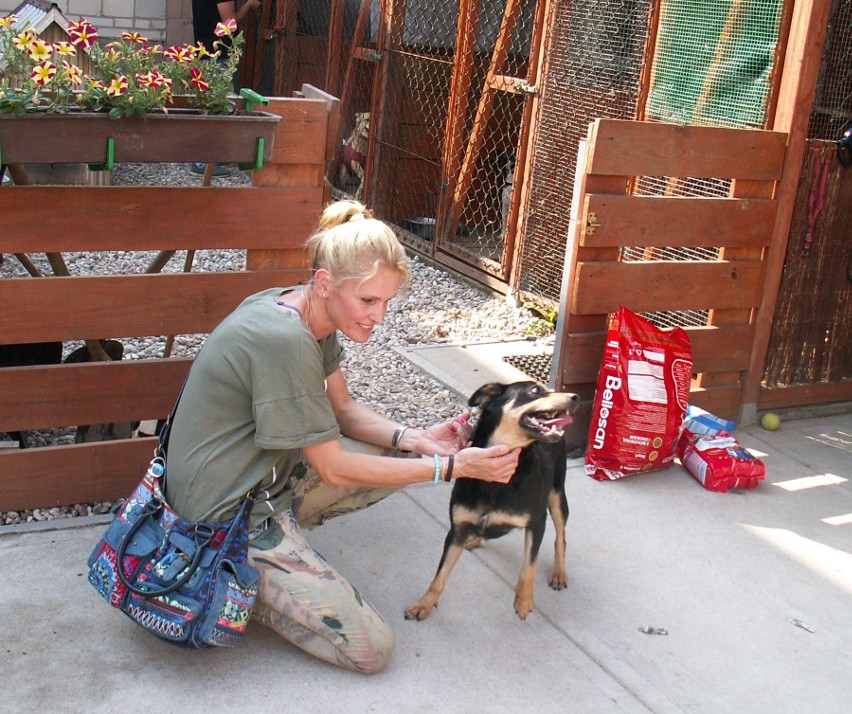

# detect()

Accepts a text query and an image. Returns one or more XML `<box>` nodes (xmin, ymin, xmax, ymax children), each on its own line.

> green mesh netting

<box><xmin>646</xmin><ymin>0</ymin><xmax>785</xmax><ymax>128</ymax></box>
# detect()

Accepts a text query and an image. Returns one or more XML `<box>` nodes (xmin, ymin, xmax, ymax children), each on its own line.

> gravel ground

<box><xmin>1</xmin><ymin>163</ymin><xmax>549</xmax><ymax>525</ymax></box>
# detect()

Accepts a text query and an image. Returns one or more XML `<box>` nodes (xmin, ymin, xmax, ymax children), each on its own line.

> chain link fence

<box><xmin>521</xmin><ymin>0</ymin><xmax>785</xmax><ymax>331</ymax></box>
<box><xmin>519</xmin><ymin>0</ymin><xmax>654</xmax><ymax>300</ymax></box>
<box><xmin>346</xmin><ymin>0</ymin><xmax>539</xmax><ymax>281</ymax></box>
<box><xmin>763</xmin><ymin>0</ymin><xmax>852</xmax><ymax>388</ymax></box>
<box><xmin>809</xmin><ymin>0</ymin><xmax>852</xmax><ymax>141</ymax></box>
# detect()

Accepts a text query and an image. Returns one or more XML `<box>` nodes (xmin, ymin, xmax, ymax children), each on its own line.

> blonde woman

<box><xmin>165</xmin><ymin>200</ymin><xmax>519</xmax><ymax>672</ymax></box>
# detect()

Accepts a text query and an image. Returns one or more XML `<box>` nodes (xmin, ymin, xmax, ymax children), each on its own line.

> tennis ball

<box><xmin>761</xmin><ymin>412</ymin><xmax>781</xmax><ymax>431</ymax></box>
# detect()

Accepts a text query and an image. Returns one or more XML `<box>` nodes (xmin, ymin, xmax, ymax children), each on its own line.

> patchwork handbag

<box><xmin>86</xmin><ymin>400</ymin><xmax>261</xmax><ymax>648</ymax></box>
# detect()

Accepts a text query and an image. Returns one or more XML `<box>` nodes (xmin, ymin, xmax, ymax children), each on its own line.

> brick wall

<box><xmin>0</xmin><ymin>0</ymin><xmax>192</xmax><ymax>44</ymax></box>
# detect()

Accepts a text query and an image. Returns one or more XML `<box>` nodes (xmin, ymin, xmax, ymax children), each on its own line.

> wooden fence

<box><xmin>553</xmin><ymin>119</ymin><xmax>787</xmax><ymax>446</ymax></box>
<box><xmin>0</xmin><ymin>86</ymin><xmax>339</xmax><ymax>513</ymax></box>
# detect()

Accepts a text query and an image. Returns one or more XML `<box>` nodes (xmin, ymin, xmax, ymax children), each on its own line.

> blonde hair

<box><xmin>307</xmin><ymin>200</ymin><xmax>409</xmax><ymax>288</ymax></box>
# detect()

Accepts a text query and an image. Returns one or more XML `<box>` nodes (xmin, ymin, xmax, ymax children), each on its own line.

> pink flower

<box><xmin>54</xmin><ymin>41</ymin><xmax>77</xmax><ymax>57</ymax></box>
<box><xmin>67</xmin><ymin>19</ymin><xmax>98</xmax><ymax>48</ymax></box>
<box><xmin>106</xmin><ymin>76</ymin><xmax>128</xmax><ymax>97</ymax></box>
<box><xmin>26</xmin><ymin>39</ymin><xmax>51</xmax><ymax>62</ymax></box>
<box><xmin>12</xmin><ymin>29</ymin><xmax>36</xmax><ymax>51</ymax></box>
<box><xmin>120</xmin><ymin>31</ymin><xmax>147</xmax><ymax>44</ymax></box>
<box><xmin>163</xmin><ymin>45</ymin><xmax>193</xmax><ymax>64</ymax></box>
<box><xmin>31</xmin><ymin>61</ymin><xmax>57</xmax><ymax>86</ymax></box>
<box><xmin>189</xmin><ymin>67</ymin><xmax>209</xmax><ymax>91</ymax></box>
<box><xmin>214</xmin><ymin>19</ymin><xmax>237</xmax><ymax>37</ymax></box>
<box><xmin>62</xmin><ymin>61</ymin><xmax>83</xmax><ymax>86</ymax></box>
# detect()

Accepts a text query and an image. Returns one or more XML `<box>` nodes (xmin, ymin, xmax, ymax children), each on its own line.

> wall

<box><xmin>0</xmin><ymin>0</ymin><xmax>190</xmax><ymax>43</ymax></box>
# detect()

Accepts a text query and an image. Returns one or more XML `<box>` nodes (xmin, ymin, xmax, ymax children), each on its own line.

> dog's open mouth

<box><xmin>522</xmin><ymin>410</ymin><xmax>574</xmax><ymax>439</ymax></box>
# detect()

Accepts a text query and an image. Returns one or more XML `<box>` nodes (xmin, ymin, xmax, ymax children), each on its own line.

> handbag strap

<box><xmin>115</xmin><ymin>501</ymin><xmax>215</xmax><ymax>597</ymax></box>
<box><xmin>154</xmin><ymin>377</ymin><xmax>188</xmax><ymax>460</ymax></box>
<box><xmin>152</xmin><ymin>375</ymin><xmax>264</xmax><ymax>501</ymax></box>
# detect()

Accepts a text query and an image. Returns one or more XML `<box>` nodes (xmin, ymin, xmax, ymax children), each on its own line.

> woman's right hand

<box><xmin>453</xmin><ymin>444</ymin><xmax>520</xmax><ymax>484</ymax></box>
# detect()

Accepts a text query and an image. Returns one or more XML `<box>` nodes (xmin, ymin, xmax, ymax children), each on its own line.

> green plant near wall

<box><xmin>523</xmin><ymin>301</ymin><xmax>558</xmax><ymax>337</ymax></box>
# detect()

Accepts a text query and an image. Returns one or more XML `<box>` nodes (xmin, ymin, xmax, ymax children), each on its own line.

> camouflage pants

<box><xmin>248</xmin><ymin>438</ymin><xmax>404</xmax><ymax>673</ymax></box>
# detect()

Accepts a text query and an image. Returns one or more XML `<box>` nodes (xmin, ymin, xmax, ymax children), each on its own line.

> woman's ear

<box><xmin>314</xmin><ymin>268</ymin><xmax>333</xmax><ymax>296</ymax></box>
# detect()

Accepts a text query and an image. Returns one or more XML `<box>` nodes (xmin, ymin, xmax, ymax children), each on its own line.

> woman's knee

<box><xmin>345</xmin><ymin>619</ymin><xmax>395</xmax><ymax>674</ymax></box>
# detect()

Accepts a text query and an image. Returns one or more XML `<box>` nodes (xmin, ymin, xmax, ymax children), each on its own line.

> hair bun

<box><xmin>315</xmin><ymin>200</ymin><xmax>372</xmax><ymax>232</ymax></box>
<box><xmin>347</xmin><ymin>210</ymin><xmax>369</xmax><ymax>222</ymax></box>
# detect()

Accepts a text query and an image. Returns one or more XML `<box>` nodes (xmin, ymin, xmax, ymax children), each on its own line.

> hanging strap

<box><xmin>804</xmin><ymin>147</ymin><xmax>830</xmax><ymax>255</ymax></box>
<box><xmin>153</xmin><ymin>378</ymin><xmax>188</xmax><ymax>460</ymax></box>
<box><xmin>152</xmin><ymin>374</ymin><xmax>264</xmax><ymax>502</ymax></box>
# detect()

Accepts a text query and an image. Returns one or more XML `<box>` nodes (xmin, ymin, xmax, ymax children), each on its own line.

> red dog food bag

<box><xmin>585</xmin><ymin>307</ymin><xmax>693</xmax><ymax>480</ymax></box>
<box><xmin>677</xmin><ymin>428</ymin><xmax>766</xmax><ymax>492</ymax></box>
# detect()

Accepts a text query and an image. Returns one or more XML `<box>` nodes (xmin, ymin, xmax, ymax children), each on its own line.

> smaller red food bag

<box><xmin>677</xmin><ymin>428</ymin><xmax>766</xmax><ymax>492</ymax></box>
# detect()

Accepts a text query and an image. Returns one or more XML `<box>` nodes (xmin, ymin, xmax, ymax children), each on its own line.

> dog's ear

<box><xmin>468</xmin><ymin>382</ymin><xmax>507</xmax><ymax>408</ymax></box>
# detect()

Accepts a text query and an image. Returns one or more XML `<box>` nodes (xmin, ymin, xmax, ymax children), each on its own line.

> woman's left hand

<box><xmin>415</xmin><ymin>412</ymin><xmax>472</xmax><ymax>455</ymax></box>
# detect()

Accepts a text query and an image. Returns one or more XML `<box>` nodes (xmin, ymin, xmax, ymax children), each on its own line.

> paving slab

<box><xmin>2</xmin><ymin>338</ymin><xmax>849</xmax><ymax>713</ymax></box>
<box><xmin>2</xmin><ymin>411</ymin><xmax>850</xmax><ymax>713</ymax></box>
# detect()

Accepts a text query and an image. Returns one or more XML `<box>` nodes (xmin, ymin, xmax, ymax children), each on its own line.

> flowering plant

<box><xmin>0</xmin><ymin>15</ymin><xmax>245</xmax><ymax>117</ymax></box>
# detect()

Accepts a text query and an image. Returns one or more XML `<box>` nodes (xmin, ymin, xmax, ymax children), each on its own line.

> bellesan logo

<box><xmin>593</xmin><ymin>375</ymin><xmax>622</xmax><ymax>450</ymax></box>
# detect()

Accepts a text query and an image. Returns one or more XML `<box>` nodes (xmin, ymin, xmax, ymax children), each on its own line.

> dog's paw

<box><xmin>548</xmin><ymin>569</ymin><xmax>568</xmax><ymax>590</ymax></box>
<box><xmin>404</xmin><ymin>601</ymin><xmax>435</xmax><ymax>621</ymax></box>
<box><xmin>513</xmin><ymin>595</ymin><xmax>534</xmax><ymax>620</ymax></box>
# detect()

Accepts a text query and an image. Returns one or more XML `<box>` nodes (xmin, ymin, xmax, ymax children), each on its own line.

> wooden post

<box><xmin>507</xmin><ymin>0</ymin><xmax>551</xmax><ymax>285</ymax></box>
<box><xmin>436</xmin><ymin>0</ymin><xmax>481</xmax><ymax>240</ymax></box>
<box><xmin>324</xmin><ymin>0</ymin><xmax>345</xmax><ymax>97</ymax></box>
<box><xmin>739</xmin><ymin>0</ymin><xmax>831</xmax><ymax>423</ymax></box>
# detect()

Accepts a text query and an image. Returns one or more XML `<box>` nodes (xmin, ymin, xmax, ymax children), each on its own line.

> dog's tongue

<box><xmin>541</xmin><ymin>413</ymin><xmax>573</xmax><ymax>428</ymax></box>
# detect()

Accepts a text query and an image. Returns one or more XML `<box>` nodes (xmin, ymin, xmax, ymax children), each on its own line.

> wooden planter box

<box><xmin>0</xmin><ymin>109</ymin><xmax>281</xmax><ymax>165</ymax></box>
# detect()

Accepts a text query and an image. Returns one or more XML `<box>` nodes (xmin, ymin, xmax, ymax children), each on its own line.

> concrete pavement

<box><xmin>1</xmin><ymin>343</ymin><xmax>850</xmax><ymax>713</ymax></box>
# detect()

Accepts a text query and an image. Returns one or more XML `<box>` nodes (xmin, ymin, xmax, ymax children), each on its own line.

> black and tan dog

<box><xmin>405</xmin><ymin>381</ymin><xmax>579</xmax><ymax>621</ymax></box>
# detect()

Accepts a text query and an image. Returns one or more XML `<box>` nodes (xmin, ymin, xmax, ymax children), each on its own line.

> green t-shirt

<box><xmin>165</xmin><ymin>287</ymin><xmax>343</xmax><ymax>528</ymax></box>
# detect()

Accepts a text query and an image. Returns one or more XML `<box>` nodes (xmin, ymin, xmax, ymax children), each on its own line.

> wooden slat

<box><xmin>295</xmin><ymin>85</ymin><xmax>341</xmax><ymax>163</ymax></box>
<box><xmin>253</xmin><ymin>163</ymin><xmax>326</xmax><ymax>188</ymax></box>
<box><xmin>571</xmin><ymin>261</ymin><xmax>766</xmax><ymax>314</ymax></box>
<box><xmin>687</xmin><ymin>384</ymin><xmax>743</xmax><ymax>421</ymax></box>
<box><xmin>0</xmin><ymin>270</ymin><xmax>308</xmax><ymax>344</ymax></box>
<box><xmin>266</xmin><ymin>98</ymin><xmax>330</xmax><ymax>165</ymax></box>
<box><xmin>0</xmin><ymin>439</ymin><xmax>157</xmax><ymax>512</ymax></box>
<box><xmin>581</xmin><ymin>194</ymin><xmax>777</xmax><ymax>248</ymax></box>
<box><xmin>0</xmin><ymin>359</ymin><xmax>191</xmax><ymax>431</ymax></box>
<box><xmin>0</xmin><ymin>186</ymin><xmax>320</xmax><ymax>253</ymax></box>
<box><xmin>559</xmin><ymin>324</ymin><xmax>756</xmax><ymax>384</ymax></box>
<box><xmin>758</xmin><ymin>381</ymin><xmax>852</xmax><ymax>410</ymax></box>
<box><xmin>587</xmin><ymin>119</ymin><xmax>787</xmax><ymax>180</ymax></box>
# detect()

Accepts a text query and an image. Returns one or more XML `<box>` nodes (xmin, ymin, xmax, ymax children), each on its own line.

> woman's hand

<box><xmin>453</xmin><ymin>444</ymin><xmax>520</xmax><ymax>484</ymax></box>
<box><xmin>414</xmin><ymin>412</ymin><xmax>472</xmax><ymax>455</ymax></box>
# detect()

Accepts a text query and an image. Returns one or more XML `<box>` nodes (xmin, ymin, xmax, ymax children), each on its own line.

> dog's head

<box><xmin>468</xmin><ymin>381</ymin><xmax>579</xmax><ymax>449</ymax></box>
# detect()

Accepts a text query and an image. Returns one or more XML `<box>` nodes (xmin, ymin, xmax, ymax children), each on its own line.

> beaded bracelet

<box><xmin>432</xmin><ymin>454</ymin><xmax>441</xmax><ymax>484</ymax></box>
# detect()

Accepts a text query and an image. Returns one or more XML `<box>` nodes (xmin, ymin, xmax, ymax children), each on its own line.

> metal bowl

<box><xmin>403</xmin><ymin>217</ymin><xmax>436</xmax><ymax>240</ymax></box>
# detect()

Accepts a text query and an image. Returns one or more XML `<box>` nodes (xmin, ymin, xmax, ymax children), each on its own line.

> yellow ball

<box><xmin>761</xmin><ymin>412</ymin><xmax>781</xmax><ymax>431</ymax></box>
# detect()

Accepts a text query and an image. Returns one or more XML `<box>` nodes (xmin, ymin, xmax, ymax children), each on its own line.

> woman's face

<box><xmin>327</xmin><ymin>266</ymin><xmax>401</xmax><ymax>343</ymax></box>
